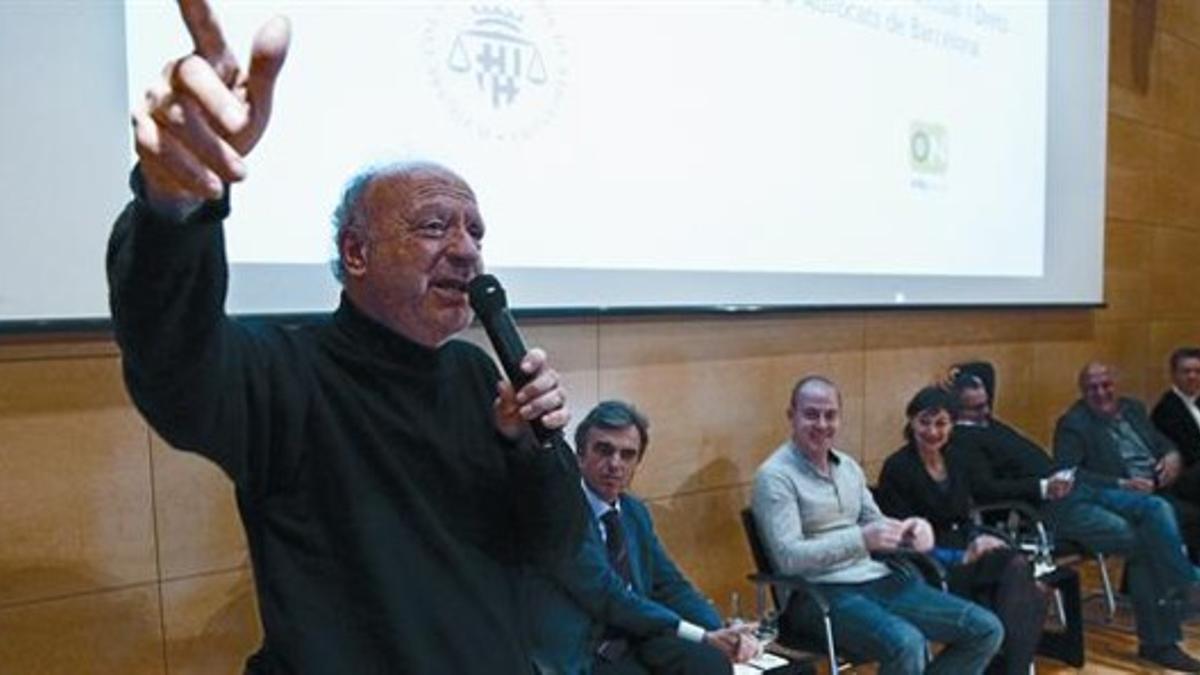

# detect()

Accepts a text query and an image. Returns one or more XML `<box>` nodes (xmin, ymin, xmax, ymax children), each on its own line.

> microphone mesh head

<box><xmin>467</xmin><ymin>274</ymin><xmax>508</xmax><ymax>314</ymax></box>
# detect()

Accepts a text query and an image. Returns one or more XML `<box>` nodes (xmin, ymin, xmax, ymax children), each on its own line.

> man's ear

<box><xmin>341</xmin><ymin>229</ymin><xmax>369</xmax><ymax>278</ymax></box>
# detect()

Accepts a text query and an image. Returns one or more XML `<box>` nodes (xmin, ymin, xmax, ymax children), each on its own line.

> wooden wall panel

<box><xmin>1161</xmin><ymin>0</ymin><xmax>1200</xmax><ymax>40</ymax></box>
<box><xmin>1151</xmin><ymin>226</ymin><xmax>1200</xmax><ymax>320</ymax></box>
<box><xmin>1107</xmin><ymin>115</ymin><xmax>1162</xmax><ymax>223</ymax></box>
<box><xmin>0</xmin><ymin>357</ymin><xmax>155</xmax><ymax>607</ymax></box>
<box><xmin>1155</xmin><ymin>125</ymin><xmax>1200</xmax><ymax>229</ymax></box>
<box><xmin>1155</xmin><ymin>31</ymin><xmax>1200</xmax><ymax>141</ymax></box>
<box><xmin>161</xmin><ymin>569</ymin><xmax>261</xmax><ymax>675</ymax></box>
<box><xmin>1104</xmin><ymin>218</ymin><xmax>1154</xmax><ymax>322</ymax></box>
<box><xmin>1109</xmin><ymin>0</ymin><xmax>1168</xmax><ymax>124</ymax></box>
<box><xmin>1151</xmin><ymin>320</ymin><xmax>1200</xmax><ymax>371</ymax></box>
<box><xmin>597</xmin><ymin>315</ymin><xmax>864</xmax><ymax>499</ymax></box>
<box><xmin>0</xmin><ymin>584</ymin><xmax>164</xmax><ymax>675</ymax></box>
<box><xmin>151</xmin><ymin>436</ymin><xmax>247</xmax><ymax>581</ymax></box>
<box><xmin>644</xmin><ymin>486</ymin><xmax>754</xmax><ymax>622</ymax></box>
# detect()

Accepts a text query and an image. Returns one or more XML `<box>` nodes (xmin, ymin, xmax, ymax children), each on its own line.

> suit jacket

<box><xmin>1053</xmin><ymin>397</ymin><xmax>1177</xmax><ymax>488</ymax></box>
<box><xmin>526</xmin><ymin>492</ymin><xmax>722</xmax><ymax>675</ymax></box>
<box><xmin>1153</xmin><ymin>390</ymin><xmax>1200</xmax><ymax>468</ymax></box>
<box><xmin>952</xmin><ymin>419</ymin><xmax>1056</xmax><ymax>505</ymax></box>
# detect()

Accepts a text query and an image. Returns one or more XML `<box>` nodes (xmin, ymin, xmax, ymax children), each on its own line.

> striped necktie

<box><xmin>601</xmin><ymin>509</ymin><xmax>633</xmax><ymax>586</ymax></box>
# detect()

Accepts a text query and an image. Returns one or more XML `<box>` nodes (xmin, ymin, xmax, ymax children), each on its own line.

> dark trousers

<box><xmin>593</xmin><ymin>634</ymin><xmax>730</xmax><ymax>675</ymax></box>
<box><xmin>947</xmin><ymin>550</ymin><xmax>1048</xmax><ymax>675</ymax></box>
<box><xmin>1162</xmin><ymin>484</ymin><xmax>1200</xmax><ymax>563</ymax></box>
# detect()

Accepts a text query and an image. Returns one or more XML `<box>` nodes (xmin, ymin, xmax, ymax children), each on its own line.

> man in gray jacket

<box><xmin>1054</xmin><ymin>361</ymin><xmax>1200</xmax><ymax>670</ymax></box>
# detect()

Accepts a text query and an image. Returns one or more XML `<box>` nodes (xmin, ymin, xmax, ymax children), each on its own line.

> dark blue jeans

<box><xmin>1045</xmin><ymin>483</ymin><xmax>1198</xmax><ymax>647</ymax></box>
<box><xmin>786</xmin><ymin>569</ymin><xmax>1003</xmax><ymax>675</ymax></box>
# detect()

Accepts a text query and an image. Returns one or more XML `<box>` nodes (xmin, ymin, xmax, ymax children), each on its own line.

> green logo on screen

<box><xmin>909</xmin><ymin>122</ymin><xmax>948</xmax><ymax>174</ymax></box>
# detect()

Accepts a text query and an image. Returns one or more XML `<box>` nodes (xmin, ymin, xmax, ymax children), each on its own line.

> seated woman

<box><xmin>876</xmin><ymin>386</ymin><xmax>1047</xmax><ymax>675</ymax></box>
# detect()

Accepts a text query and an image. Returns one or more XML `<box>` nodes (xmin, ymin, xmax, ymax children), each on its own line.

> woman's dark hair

<box><xmin>903</xmin><ymin>386</ymin><xmax>958</xmax><ymax>443</ymax></box>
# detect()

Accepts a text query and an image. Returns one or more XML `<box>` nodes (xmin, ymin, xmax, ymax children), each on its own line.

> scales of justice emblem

<box><xmin>425</xmin><ymin>4</ymin><xmax>567</xmax><ymax>141</ymax></box>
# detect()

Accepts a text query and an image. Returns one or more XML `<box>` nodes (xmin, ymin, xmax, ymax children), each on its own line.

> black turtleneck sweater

<box><xmin>107</xmin><ymin>176</ymin><xmax>586</xmax><ymax>674</ymax></box>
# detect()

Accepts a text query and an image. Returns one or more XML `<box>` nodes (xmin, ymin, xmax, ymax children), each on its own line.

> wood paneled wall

<box><xmin>2</xmin><ymin>2</ymin><xmax>1198</xmax><ymax>671</ymax></box>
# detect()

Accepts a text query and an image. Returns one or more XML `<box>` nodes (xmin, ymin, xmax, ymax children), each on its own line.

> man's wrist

<box><xmin>143</xmin><ymin>193</ymin><xmax>205</xmax><ymax>223</ymax></box>
<box><xmin>677</xmin><ymin>620</ymin><xmax>706</xmax><ymax>643</ymax></box>
<box><xmin>130</xmin><ymin>165</ymin><xmax>226</xmax><ymax>225</ymax></box>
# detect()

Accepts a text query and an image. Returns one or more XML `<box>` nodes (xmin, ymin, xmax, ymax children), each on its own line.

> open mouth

<box><xmin>431</xmin><ymin>278</ymin><xmax>469</xmax><ymax>294</ymax></box>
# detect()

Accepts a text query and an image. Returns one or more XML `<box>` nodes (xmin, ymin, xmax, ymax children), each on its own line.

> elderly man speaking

<box><xmin>107</xmin><ymin>1</ymin><xmax>587</xmax><ymax>672</ymax></box>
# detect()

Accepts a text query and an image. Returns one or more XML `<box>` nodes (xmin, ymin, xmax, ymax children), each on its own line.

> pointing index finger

<box><xmin>178</xmin><ymin>0</ymin><xmax>235</xmax><ymax>73</ymax></box>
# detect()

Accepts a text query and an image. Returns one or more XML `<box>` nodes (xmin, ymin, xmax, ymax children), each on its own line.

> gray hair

<box><xmin>329</xmin><ymin>168</ymin><xmax>379</xmax><ymax>283</ymax></box>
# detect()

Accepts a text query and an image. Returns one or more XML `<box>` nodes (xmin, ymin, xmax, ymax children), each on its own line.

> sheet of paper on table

<box><xmin>733</xmin><ymin>651</ymin><xmax>790</xmax><ymax>674</ymax></box>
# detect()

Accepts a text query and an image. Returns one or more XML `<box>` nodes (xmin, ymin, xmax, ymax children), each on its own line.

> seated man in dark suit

<box><xmin>950</xmin><ymin>360</ymin><xmax>1200</xmax><ymax>671</ymax></box>
<box><xmin>1153</xmin><ymin>347</ymin><xmax>1200</xmax><ymax>504</ymax></box>
<box><xmin>528</xmin><ymin>400</ymin><xmax>758</xmax><ymax>675</ymax></box>
<box><xmin>948</xmin><ymin>361</ymin><xmax>1075</xmax><ymax>507</ymax></box>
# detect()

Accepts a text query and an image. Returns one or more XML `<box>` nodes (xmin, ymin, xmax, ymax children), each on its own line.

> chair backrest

<box><xmin>740</xmin><ymin>507</ymin><xmax>782</xmax><ymax>609</ymax></box>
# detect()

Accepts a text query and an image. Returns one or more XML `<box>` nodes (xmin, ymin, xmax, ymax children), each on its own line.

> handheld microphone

<box><xmin>467</xmin><ymin>273</ymin><xmax>561</xmax><ymax>445</ymax></box>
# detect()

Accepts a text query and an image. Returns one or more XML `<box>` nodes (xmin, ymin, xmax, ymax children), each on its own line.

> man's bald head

<box><xmin>1078</xmin><ymin>361</ymin><xmax>1119</xmax><ymax>417</ymax></box>
<box><xmin>790</xmin><ymin>375</ymin><xmax>841</xmax><ymax>409</ymax></box>
<box><xmin>788</xmin><ymin>375</ymin><xmax>842</xmax><ymax>459</ymax></box>
<box><xmin>331</xmin><ymin>161</ymin><xmax>474</xmax><ymax>282</ymax></box>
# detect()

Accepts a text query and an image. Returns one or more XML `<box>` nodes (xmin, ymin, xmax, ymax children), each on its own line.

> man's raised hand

<box><xmin>132</xmin><ymin>0</ymin><xmax>290</xmax><ymax>211</ymax></box>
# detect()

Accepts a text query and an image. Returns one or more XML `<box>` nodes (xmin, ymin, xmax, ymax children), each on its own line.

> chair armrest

<box><xmin>970</xmin><ymin>500</ymin><xmax>1054</xmax><ymax>552</ymax></box>
<box><xmin>747</xmin><ymin>572</ymin><xmax>831</xmax><ymax>614</ymax></box>
<box><xmin>970</xmin><ymin>500</ymin><xmax>1042</xmax><ymax>523</ymax></box>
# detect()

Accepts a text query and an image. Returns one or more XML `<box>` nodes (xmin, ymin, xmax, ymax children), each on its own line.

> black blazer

<box><xmin>952</xmin><ymin>420</ymin><xmax>1056</xmax><ymax>505</ymax></box>
<box><xmin>1153</xmin><ymin>390</ymin><xmax>1200</xmax><ymax>468</ymax></box>
<box><xmin>877</xmin><ymin>442</ymin><xmax>975</xmax><ymax>550</ymax></box>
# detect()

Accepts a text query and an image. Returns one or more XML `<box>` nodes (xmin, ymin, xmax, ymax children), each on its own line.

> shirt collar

<box><xmin>1174</xmin><ymin>386</ymin><xmax>1198</xmax><ymax>406</ymax></box>
<box><xmin>582</xmin><ymin>480</ymin><xmax>619</xmax><ymax>520</ymax></box>
<box><xmin>788</xmin><ymin>440</ymin><xmax>840</xmax><ymax>476</ymax></box>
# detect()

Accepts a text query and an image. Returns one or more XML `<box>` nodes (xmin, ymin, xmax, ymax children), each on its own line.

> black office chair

<box><xmin>739</xmin><ymin>508</ymin><xmax>946</xmax><ymax>674</ymax></box>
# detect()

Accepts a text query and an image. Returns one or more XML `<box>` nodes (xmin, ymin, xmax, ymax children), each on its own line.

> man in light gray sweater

<box><xmin>752</xmin><ymin>376</ymin><xmax>1002</xmax><ymax>675</ymax></box>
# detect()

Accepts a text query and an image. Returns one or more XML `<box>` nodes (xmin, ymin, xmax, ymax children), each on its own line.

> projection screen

<box><xmin>0</xmin><ymin>0</ymin><xmax>1107</xmax><ymax>328</ymax></box>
